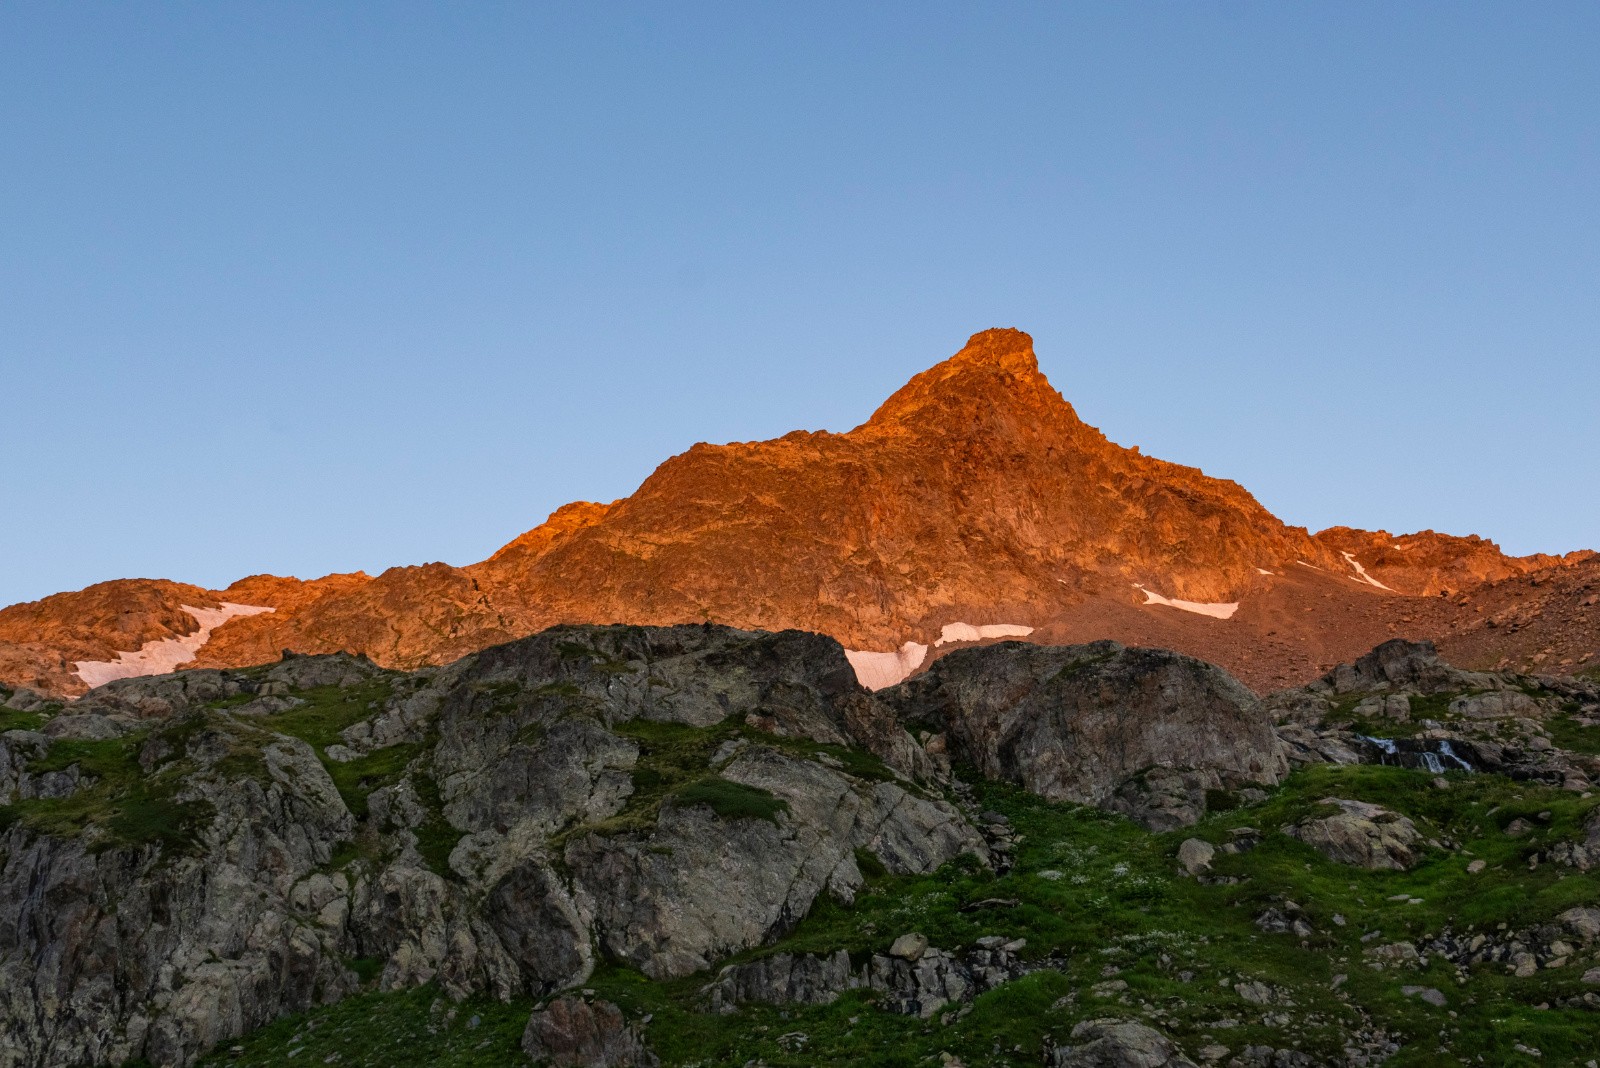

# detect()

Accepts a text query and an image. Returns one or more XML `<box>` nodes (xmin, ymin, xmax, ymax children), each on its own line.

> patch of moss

<box><xmin>1048</xmin><ymin>649</ymin><xmax>1116</xmax><ymax>684</ymax></box>
<box><xmin>251</xmin><ymin>681</ymin><xmax>394</xmax><ymax>751</ymax></box>
<box><xmin>324</xmin><ymin>743</ymin><xmax>422</xmax><ymax>820</ymax></box>
<box><xmin>411</xmin><ymin>773</ymin><xmax>465</xmax><ymax>878</ymax></box>
<box><xmin>671</xmin><ymin>777</ymin><xmax>787</xmax><ymax>824</ymax></box>
<box><xmin>346</xmin><ymin>956</ymin><xmax>384</xmax><ymax>986</ymax></box>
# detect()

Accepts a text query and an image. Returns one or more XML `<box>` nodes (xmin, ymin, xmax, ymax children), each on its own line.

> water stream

<box><xmin>1357</xmin><ymin>735</ymin><xmax>1474</xmax><ymax>773</ymax></box>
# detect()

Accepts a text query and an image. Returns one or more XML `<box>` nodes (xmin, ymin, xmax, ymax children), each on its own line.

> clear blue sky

<box><xmin>3</xmin><ymin>3</ymin><xmax>1596</xmax><ymax>609</ymax></box>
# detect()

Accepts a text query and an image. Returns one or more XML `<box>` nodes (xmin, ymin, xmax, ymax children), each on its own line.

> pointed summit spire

<box><xmin>948</xmin><ymin>328</ymin><xmax>1038</xmax><ymax>375</ymax></box>
<box><xmin>862</xmin><ymin>326</ymin><xmax>1069</xmax><ymax>431</ymax></box>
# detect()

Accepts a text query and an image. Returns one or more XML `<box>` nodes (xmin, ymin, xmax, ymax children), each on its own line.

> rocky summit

<box><xmin>2</xmin><ymin>329</ymin><xmax>1595</xmax><ymax>700</ymax></box>
<box><xmin>2</xmin><ymin>623</ymin><xmax>1600</xmax><ymax>1066</ymax></box>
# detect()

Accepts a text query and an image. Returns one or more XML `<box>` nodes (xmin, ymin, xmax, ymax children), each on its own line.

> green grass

<box><xmin>412</xmin><ymin>773</ymin><xmax>465</xmax><ymax>876</ymax></box>
<box><xmin>1546</xmin><ymin>714</ymin><xmax>1600</xmax><ymax>756</ymax></box>
<box><xmin>245</xmin><ymin>681</ymin><xmax>394</xmax><ymax>750</ymax></box>
<box><xmin>0</xmin><ymin>706</ymin><xmax>47</xmax><ymax>733</ymax></box>
<box><xmin>191</xmin><ymin>984</ymin><xmax>532</xmax><ymax>1068</ymax></box>
<box><xmin>234</xmin><ymin>679</ymin><xmax>431</xmax><ymax>832</ymax></box>
<box><xmin>315</xmin><ymin>743</ymin><xmax>419</xmax><ymax>820</ymax></box>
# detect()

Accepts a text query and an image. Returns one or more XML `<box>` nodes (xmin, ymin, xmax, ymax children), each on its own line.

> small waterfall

<box><xmin>1360</xmin><ymin>736</ymin><xmax>1399</xmax><ymax>756</ymax></box>
<box><xmin>1436</xmin><ymin>740</ymin><xmax>1473</xmax><ymax>772</ymax></box>
<box><xmin>1358</xmin><ymin>735</ymin><xmax>1474</xmax><ymax>773</ymax></box>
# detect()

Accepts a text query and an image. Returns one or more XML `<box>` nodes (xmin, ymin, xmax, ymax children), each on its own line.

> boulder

<box><xmin>521</xmin><ymin>996</ymin><xmax>658</xmax><ymax>1068</ymax></box>
<box><xmin>1177</xmin><ymin>838</ymin><xmax>1215</xmax><ymax>876</ymax></box>
<box><xmin>1401</xmin><ymin>985</ymin><xmax>1447</xmax><ymax>1007</ymax></box>
<box><xmin>890</xmin><ymin>932</ymin><xmax>930</xmax><ymax>961</ymax></box>
<box><xmin>1559</xmin><ymin>907</ymin><xmax>1600</xmax><ymax>941</ymax></box>
<box><xmin>1287</xmin><ymin>799</ymin><xmax>1425</xmax><ymax>870</ymax></box>
<box><xmin>1315</xmin><ymin>639</ymin><xmax>1495</xmax><ymax>696</ymax></box>
<box><xmin>1048</xmin><ymin>1019</ymin><xmax>1199</xmax><ymax>1067</ymax></box>
<box><xmin>887</xmin><ymin>641</ymin><xmax>1286</xmax><ymax>829</ymax></box>
<box><xmin>1450</xmin><ymin>691</ymin><xmax>1540</xmax><ymax>719</ymax></box>
<box><xmin>703</xmin><ymin>950</ymin><xmax>856</xmax><ymax>1014</ymax></box>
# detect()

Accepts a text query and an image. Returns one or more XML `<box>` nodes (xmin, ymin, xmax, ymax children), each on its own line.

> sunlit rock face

<box><xmin>3</xmin><ymin>328</ymin><xmax>1594</xmax><ymax>699</ymax></box>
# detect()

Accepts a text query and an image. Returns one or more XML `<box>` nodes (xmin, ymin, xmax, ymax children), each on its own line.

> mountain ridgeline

<box><xmin>1</xmin><ymin>329</ymin><xmax>1594</xmax><ymax>700</ymax></box>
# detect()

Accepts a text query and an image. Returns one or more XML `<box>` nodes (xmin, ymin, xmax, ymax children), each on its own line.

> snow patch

<box><xmin>844</xmin><ymin>641</ymin><xmax>928</xmax><ymax>691</ymax></box>
<box><xmin>75</xmin><ymin>603</ymin><xmax>275</xmax><ymax>689</ymax></box>
<box><xmin>1341</xmin><ymin>551</ymin><xmax>1394</xmax><ymax>591</ymax></box>
<box><xmin>1133</xmin><ymin>584</ymin><xmax>1239</xmax><ymax>620</ymax></box>
<box><xmin>1256</xmin><ymin>568</ymin><xmax>1275</xmax><ymax>576</ymax></box>
<box><xmin>934</xmin><ymin>622</ymin><xmax>1034</xmax><ymax>647</ymax></box>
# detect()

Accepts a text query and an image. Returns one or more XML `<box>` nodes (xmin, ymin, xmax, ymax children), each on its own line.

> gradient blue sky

<box><xmin>3</xmin><ymin>3</ymin><xmax>1596</xmax><ymax>609</ymax></box>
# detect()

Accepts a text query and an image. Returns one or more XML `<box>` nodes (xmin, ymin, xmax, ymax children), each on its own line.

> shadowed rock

<box><xmin>885</xmin><ymin>640</ymin><xmax>1287</xmax><ymax>829</ymax></box>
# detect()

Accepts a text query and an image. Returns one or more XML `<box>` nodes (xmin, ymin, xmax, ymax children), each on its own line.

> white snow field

<box><xmin>934</xmin><ymin>622</ymin><xmax>1034</xmax><ymax>646</ymax></box>
<box><xmin>74</xmin><ymin>603</ymin><xmax>275</xmax><ymax>689</ymax></box>
<box><xmin>845</xmin><ymin>621</ymin><xmax>1036</xmax><ymax>689</ymax></box>
<box><xmin>1341</xmin><ymin>551</ymin><xmax>1394</xmax><ymax>591</ymax></box>
<box><xmin>844</xmin><ymin>641</ymin><xmax>929</xmax><ymax>691</ymax></box>
<box><xmin>1133</xmin><ymin>584</ymin><xmax>1240</xmax><ymax>620</ymax></box>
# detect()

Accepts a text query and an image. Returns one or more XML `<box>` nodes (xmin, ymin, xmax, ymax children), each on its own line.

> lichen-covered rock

<box><xmin>1177</xmin><ymin>838</ymin><xmax>1215</xmax><ymax>875</ymax></box>
<box><xmin>1287</xmin><ymin>798</ymin><xmax>1425</xmax><ymax>870</ymax></box>
<box><xmin>888</xmin><ymin>641</ymin><xmax>1287</xmax><ymax>828</ymax></box>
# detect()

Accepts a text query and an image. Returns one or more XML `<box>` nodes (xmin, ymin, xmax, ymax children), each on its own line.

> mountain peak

<box><xmin>864</xmin><ymin>327</ymin><xmax>1061</xmax><ymax>430</ymax></box>
<box><xmin>950</xmin><ymin>327</ymin><xmax>1037</xmax><ymax>374</ymax></box>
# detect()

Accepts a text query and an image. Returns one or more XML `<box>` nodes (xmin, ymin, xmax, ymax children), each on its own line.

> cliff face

<box><xmin>1</xmin><ymin>329</ymin><xmax>1591</xmax><ymax>698</ymax></box>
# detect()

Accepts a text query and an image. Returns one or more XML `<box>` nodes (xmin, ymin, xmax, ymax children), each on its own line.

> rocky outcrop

<box><xmin>567</xmin><ymin>745</ymin><xmax>984</xmax><ymax>979</ymax></box>
<box><xmin>1310</xmin><ymin>639</ymin><xmax>1497</xmax><ymax>697</ymax></box>
<box><xmin>0</xmin><ymin>729</ymin><xmax>358</xmax><ymax>1068</ymax></box>
<box><xmin>1313</xmin><ymin>527</ymin><xmax>1575</xmax><ymax>598</ymax></box>
<box><xmin>1268</xmin><ymin>641</ymin><xmax>1600</xmax><ymax>794</ymax></box>
<box><xmin>887</xmin><ymin>640</ymin><xmax>1287</xmax><ymax>829</ymax></box>
<box><xmin>1286</xmin><ymin>799</ymin><xmax>1424</xmax><ymax>870</ymax></box>
<box><xmin>0</xmin><ymin>623</ymin><xmax>987</xmax><ymax>1067</ymax></box>
<box><xmin>702</xmin><ymin>949</ymin><xmax>857</xmax><ymax>1013</ymax></box>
